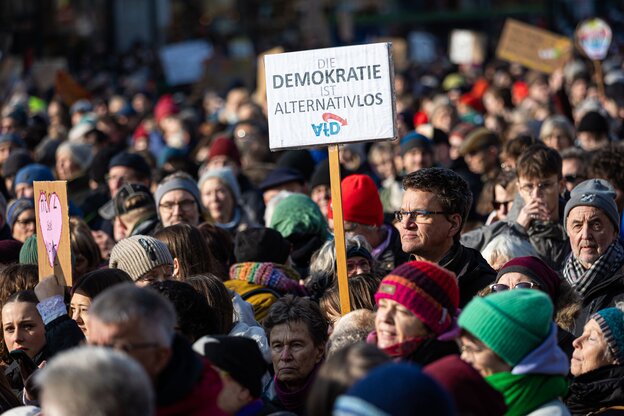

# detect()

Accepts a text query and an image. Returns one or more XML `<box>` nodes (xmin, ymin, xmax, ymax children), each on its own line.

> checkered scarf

<box><xmin>563</xmin><ymin>240</ymin><xmax>624</xmax><ymax>296</ymax></box>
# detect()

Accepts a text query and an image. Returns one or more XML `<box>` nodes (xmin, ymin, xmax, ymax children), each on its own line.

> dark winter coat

<box><xmin>566</xmin><ymin>365</ymin><xmax>624</xmax><ymax>416</ymax></box>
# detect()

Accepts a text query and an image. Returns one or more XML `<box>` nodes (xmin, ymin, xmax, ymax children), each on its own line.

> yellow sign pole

<box><xmin>328</xmin><ymin>145</ymin><xmax>351</xmax><ymax>315</ymax></box>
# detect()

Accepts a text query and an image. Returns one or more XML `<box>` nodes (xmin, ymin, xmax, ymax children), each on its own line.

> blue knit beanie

<box><xmin>14</xmin><ymin>164</ymin><xmax>55</xmax><ymax>188</ymax></box>
<box><xmin>333</xmin><ymin>362</ymin><xmax>455</xmax><ymax>416</ymax></box>
<box><xmin>592</xmin><ymin>307</ymin><xmax>624</xmax><ymax>363</ymax></box>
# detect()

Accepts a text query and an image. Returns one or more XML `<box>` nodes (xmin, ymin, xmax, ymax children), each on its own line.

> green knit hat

<box><xmin>269</xmin><ymin>193</ymin><xmax>328</xmax><ymax>240</ymax></box>
<box><xmin>19</xmin><ymin>234</ymin><xmax>38</xmax><ymax>265</ymax></box>
<box><xmin>458</xmin><ymin>290</ymin><xmax>553</xmax><ymax>366</ymax></box>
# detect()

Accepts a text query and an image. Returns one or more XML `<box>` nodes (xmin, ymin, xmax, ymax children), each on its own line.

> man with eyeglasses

<box><xmin>86</xmin><ymin>284</ymin><xmax>227</xmax><ymax>415</ymax></box>
<box><xmin>462</xmin><ymin>145</ymin><xmax>570</xmax><ymax>270</ymax></box>
<box><xmin>396</xmin><ymin>167</ymin><xmax>495</xmax><ymax>307</ymax></box>
<box><xmin>155</xmin><ymin>172</ymin><xmax>205</xmax><ymax>227</ymax></box>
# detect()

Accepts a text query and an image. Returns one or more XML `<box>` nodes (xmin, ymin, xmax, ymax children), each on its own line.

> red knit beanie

<box><xmin>208</xmin><ymin>137</ymin><xmax>241</xmax><ymax>166</ymax></box>
<box><xmin>154</xmin><ymin>94</ymin><xmax>179</xmax><ymax>123</ymax></box>
<box><xmin>496</xmin><ymin>256</ymin><xmax>561</xmax><ymax>303</ymax></box>
<box><xmin>328</xmin><ymin>174</ymin><xmax>383</xmax><ymax>227</ymax></box>
<box><xmin>375</xmin><ymin>261</ymin><xmax>460</xmax><ymax>336</ymax></box>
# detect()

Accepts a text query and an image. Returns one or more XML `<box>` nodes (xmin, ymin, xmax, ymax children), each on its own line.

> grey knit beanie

<box><xmin>154</xmin><ymin>176</ymin><xmax>202</xmax><ymax>219</ymax></box>
<box><xmin>198</xmin><ymin>167</ymin><xmax>241</xmax><ymax>203</ymax></box>
<box><xmin>564</xmin><ymin>178</ymin><xmax>620</xmax><ymax>232</ymax></box>
<box><xmin>109</xmin><ymin>235</ymin><xmax>173</xmax><ymax>281</ymax></box>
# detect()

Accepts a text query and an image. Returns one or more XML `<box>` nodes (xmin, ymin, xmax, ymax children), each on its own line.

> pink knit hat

<box><xmin>375</xmin><ymin>261</ymin><xmax>460</xmax><ymax>337</ymax></box>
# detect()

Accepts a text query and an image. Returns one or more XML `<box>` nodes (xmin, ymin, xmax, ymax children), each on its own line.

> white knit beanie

<box><xmin>109</xmin><ymin>235</ymin><xmax>173</xmax><ymax>281</ymax></box>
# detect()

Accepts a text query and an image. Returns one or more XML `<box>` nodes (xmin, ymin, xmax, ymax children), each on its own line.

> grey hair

<box><xmin>539</xmin><ymin>115</ymin><xmax>575</xmax><ymax>141</ymax></box>
<box><xmin>309</xmin><ymin>235</ymin><xmax>373</xmax><ymax>277</ymax></box>
<box><xmin>264</xmin><ymin>190</ymin><xmax>293</xmax><ymax>226</ymax></box>
<box><xmin>36</xmin><ymin>346</ymin><xmax>154</xmax><ymax>416</ymax></box>
<box><xmin>327</xmin><ymin>309</ymin><xmax>376</xmax><ymax>356</ymax></box>
<box><xmin>89</xmin><ymin>283</ymin><xmax>176</xmax><ymax>346</ymax></box>
<box><xmin>481</xmin><ymin>234</ymin><xmax>539</xmax><ymax>271</ymax></box>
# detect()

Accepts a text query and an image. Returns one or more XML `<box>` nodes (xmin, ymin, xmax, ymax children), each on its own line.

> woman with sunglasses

<box><xmin>483</xmin><ymin>256</ymin><xmax>581</xmax><ymax>358</ymax></box>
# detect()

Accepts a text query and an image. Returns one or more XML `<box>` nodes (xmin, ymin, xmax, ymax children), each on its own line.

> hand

<box><xmin>34</xmin><ymin>275</ymin><xmax>64</xmax><ymax>302</ymax></box>
<box><xmin>92</xmin><ymin>230</ymin><xmax>114</xmax><ymax>260</ymax></box>
<box><xmin>516</xmin><ymin>199</ymin><xmax>551</xmax><ymax>230</ymax></box>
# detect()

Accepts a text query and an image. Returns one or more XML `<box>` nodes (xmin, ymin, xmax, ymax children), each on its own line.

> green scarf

<box><xmin>486</xmin><ymin>372</ymin><xmax>568</xmax><ymax>416</ymax></box>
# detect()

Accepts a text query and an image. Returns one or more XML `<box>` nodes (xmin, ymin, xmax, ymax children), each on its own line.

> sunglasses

<box><xmin>489</xmin><ymin>282</ymin><xmax>540</xmax><ymax>292</ymax></box>
<box><xmin>564</xmin><ymin>175</ymin><xmax>586</xmax><ymax>184</ymax></box>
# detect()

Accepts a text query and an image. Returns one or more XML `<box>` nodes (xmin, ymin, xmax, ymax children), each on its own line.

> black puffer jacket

<box><xmin>438</xmin><ymin>242</ymin><xmax>497</xmax><ymax>307</ymax></box>
<box><xmin>566</xmin><ymin>365</ymin><xmax>624</xmax><ymax>416</ymax></box>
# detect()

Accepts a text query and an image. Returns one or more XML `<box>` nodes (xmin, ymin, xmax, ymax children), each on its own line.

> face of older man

<box><xmin>566</xmin><ymin>206</ymin><xmax>619</xmax><ymax>269</ymax></box>
<box><xmin>158</xmin><ymin>189</ymin><xmax>200</xmax><ymax>227</ymax></box>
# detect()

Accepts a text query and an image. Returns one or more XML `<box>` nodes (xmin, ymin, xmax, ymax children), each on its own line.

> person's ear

<box><xmin>314</xmin><ymin>343</ymin><xmax>325</xmax><ymax>364</ymax></box>
<box><xmin>172</xmin><ymin>258</ymin><xmax>180</xmax><ymax>278</ymax></box>
<box><xmin>447</xmin><ymin>213</ymin><xmax>462</xmax><ymax>237</ymax></box>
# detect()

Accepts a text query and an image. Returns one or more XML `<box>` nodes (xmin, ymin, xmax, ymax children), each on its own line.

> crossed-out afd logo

<box><xmin>311</xmin><ymin>113</ymin><xmax>348</xmax><ymax>137</ymax></box>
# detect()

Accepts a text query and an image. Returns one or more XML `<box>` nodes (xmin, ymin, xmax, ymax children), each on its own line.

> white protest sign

<box><xmin>449</xmin><ymin>30</ymin><xmax>485</xmax><ymax>65</ymax></box>
<box><xmin>264</xmin><ymin>43</ymin><xmax>396</xmax><ymax>150</ymax></box>
<box><xmin>159</xmin><ymin>40</ymin><xmax>214</xmax><ymax>86</ymax></box>
<box><xmin>576</xmin><ymin>18</ymin><xmax>612</xmax><ymax>61</ymax></box>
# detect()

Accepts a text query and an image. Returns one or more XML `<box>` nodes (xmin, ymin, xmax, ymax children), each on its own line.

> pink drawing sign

<box><xmin>33</xmin><ymin>181</ymin><xmax>72</xmax><ymax>285</ymax></box>
<box><xmin>38</xmin><ymin>191</ymin><xmax>63</xmax><ymax>268</ymax></box>
<box><xmin>576</xmin><ymin>18</ymin><xmax>612</xmax><ymax>61</ymax></box>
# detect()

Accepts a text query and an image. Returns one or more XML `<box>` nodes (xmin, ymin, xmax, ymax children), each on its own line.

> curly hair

<box><xmin>589</xmin><ymin>145</ymin><xmax>624</xmax><ymax>193</ymax></box>
<box><xmin>402</xmin><ymin>167</ymin><xmax>472</xmax><ymax>240</ymax></box>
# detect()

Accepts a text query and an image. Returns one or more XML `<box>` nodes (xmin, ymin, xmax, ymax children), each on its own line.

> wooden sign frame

<box><xmin>33</xmin><ymin>181</ymin><xmax>72</xmax><ymax>286</ymax></box>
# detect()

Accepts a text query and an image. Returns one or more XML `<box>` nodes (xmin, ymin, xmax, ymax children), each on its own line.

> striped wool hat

<box><xmin>109</xmin><ymin>235</ymin><xmax>173</xmax><ymax>281</ymax></box>
<box><xmin>375</xmin><ymin>261</ymin><xmax>460</xmax><ymax>336</ymax></box>
<box><xmin>592</xmin><ymin>307</ymin><xmax>624</xmax><ymax>364</ymax></box>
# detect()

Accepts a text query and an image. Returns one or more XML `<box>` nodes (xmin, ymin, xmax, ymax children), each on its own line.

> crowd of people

<box><xmin>0</xmin><ymin>20</ymin><xmax>623</xmax><ymax>416</ymax></box>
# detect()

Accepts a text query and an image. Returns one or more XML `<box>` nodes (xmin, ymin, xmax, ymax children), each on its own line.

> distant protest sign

<box><xmin>159</xmin><ymin>40</ymin><xmax>214</xmax><ymax>86</ymax></box>
<box><xmin>496</xmin><ymin>19</ymin><xmax>572</xmax><ymax>74</ymax></box>
<box><xmin>576</xmin><ymin>18</ymin><xmax>612</xmax><ymax>61</ymax></box>
<box><xmin>34</xmin><ymin>181</ymin><xmax>72</xmax><ymax>286</ymax></box>
<box><xmin>264</xmin><ymin>43</ymin><xmax>396</xmax><ymax>150</ymax></box>
<box><xmin>449</xmin><ymin>30</ymin><xmax>485</xmax><ymax>65</ymax></box>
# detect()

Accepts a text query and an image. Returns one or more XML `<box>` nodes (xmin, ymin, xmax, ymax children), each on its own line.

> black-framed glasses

<box><xmin>490</xmin><ymin>282</ymin><xmax>540</xmax><ymax>292</ymax></box>
<box><xmin>394</xmin><ymin>209</ymin><xmax>448</xmax><ymax>224</ymax></box>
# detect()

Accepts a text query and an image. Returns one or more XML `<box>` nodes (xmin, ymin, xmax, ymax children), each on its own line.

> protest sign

<box><xmin>55</xmin><ymin>70</ymin><xmax>91</xmax><ymax>106</ymax></box>
<box><xmin>449</xmin><ymin>30</ymin><xmax>485</xmax><ymax>65</ymax></box>
<box><xmin>159</xmin><ymin>40</ymin><xmax>214</xmax><ymax>86</ymax></box>
<box><xmin>409</xmin><ymin>32</ymin><xmax>436</xmax><ymax>64</ymax></box>
<box><xmin>264</xmin><ymin>42</ymin><xmax>396</xmax><ymax>150</ymax></box>
<box><xmin>31</xmin><ymin>58</ymin><xmax>68</xmax><ymax>92</ymax></box>
<box><xmin>576</xmin><ymin>18</ymin><xmax>612</xmax><ymax>61</ymax></box>
<box><xmin>33</xmin><ymin>181</ymin><xmax>72</xmax><ymax>286</ymax></box>
<box><xmin>496</xmin><ymin>19</ymin><xmax>572</xmax><ymax>74</ymax></box>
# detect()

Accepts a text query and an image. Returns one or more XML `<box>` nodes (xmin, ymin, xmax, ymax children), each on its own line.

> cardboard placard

<box><xmin>264</xmin><ymin>43</ymin><xmax>396</xmax><ymax>150</ymax></box>
<box><xmin>576</xmin><ymin>18</ymin><xmax>612</xmax><ymax>61</ymax></box>
<box><xmin>33</xmin><ymin>181</ymin><xmax>72</xmax><ymax>286</ymax></box>
<box><xmin>55</xmin><ymin>70</ymin><xmax>91</xmax><ymax>107</ymax></box>
<box><xmin>496</xmin><ymin>19</ymin><xmax>572</xmax><ymax>74</ymax></box>
<box><xmin>449</xmin><ymin>30</ymin><xmax>485</xmax><ymax>65</ymax></box>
